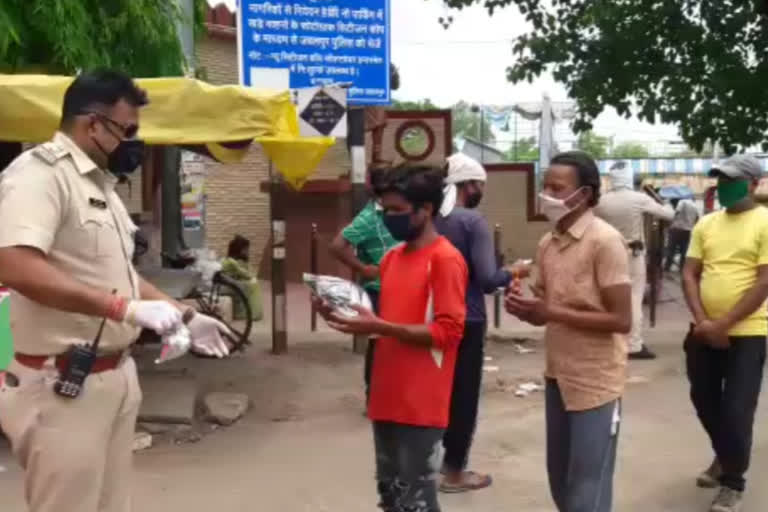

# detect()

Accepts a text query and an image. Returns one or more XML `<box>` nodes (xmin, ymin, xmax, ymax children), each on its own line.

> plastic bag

<box><xmin>303</xmin><ymin>273</ymin><xmax>372</xmax><ymax>317</ymax></box>
<box><xmin>155</xmin><ymin>324</ymin><xmax>192</xmax><ymax>364</ymax></box>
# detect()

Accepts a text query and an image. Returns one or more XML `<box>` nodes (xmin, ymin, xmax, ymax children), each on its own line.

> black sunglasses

<box><xmin>82</xmin><ymin>111</ymin><xmax>139</xmax><ymax>139</ymax></box>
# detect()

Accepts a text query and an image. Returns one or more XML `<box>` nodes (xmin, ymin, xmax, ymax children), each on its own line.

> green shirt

<box><xmin>342</xmin><ymin>201</ymin><xmax>399</xmax><ymax>291</ymax></box>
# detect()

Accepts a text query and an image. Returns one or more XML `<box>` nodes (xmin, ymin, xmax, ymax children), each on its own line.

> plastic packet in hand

<box><xmin>155</xmin><ymin>324</ymin><xmax>192</xmax><ymax>364</ymax></box>
<box><xmin>303</xmin><ymin>273</ymin><xmax>372</xmax><ymax>317</ymax></box>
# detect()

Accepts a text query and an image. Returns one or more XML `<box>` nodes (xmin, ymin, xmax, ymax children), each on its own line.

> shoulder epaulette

<box><xmin>31</xmin><ymin>142</ymin><xmax>70</xmax><ymax>165</ymax></box>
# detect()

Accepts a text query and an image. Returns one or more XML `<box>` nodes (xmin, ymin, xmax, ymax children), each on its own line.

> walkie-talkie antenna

<box><xmin>91</xmin><ymin>289</ymin><xmax>117</xmax><ymax>352</ymax></box>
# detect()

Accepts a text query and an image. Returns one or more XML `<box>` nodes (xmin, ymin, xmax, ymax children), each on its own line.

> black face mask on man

<box><xmin>90</xmin><ymin>114</ymin><xmax>145</xmax><ymax>176</ymax></box>
<box><xmin>383</xmin><ymin>209</ymin><xmax>426</xmax><ymax>242</ymax></box>
<box><xmin>464</xmin><ymin>191</ymin><xmax>483</xmax><ymax>209</ymax></box>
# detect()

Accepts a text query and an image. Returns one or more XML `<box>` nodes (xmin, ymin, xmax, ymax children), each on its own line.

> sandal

<box><xmin>439</xmin><ymin>471</ymin><xmax>493</xmax><ymax>493</ymax></box>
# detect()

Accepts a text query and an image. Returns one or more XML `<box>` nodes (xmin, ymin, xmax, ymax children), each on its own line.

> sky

<box><xmin>214</xmin><ymin>0</ymin><xmax>681</xmax><ymax>145</ymax></box>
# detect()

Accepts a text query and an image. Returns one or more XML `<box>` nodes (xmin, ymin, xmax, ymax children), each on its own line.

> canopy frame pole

<box><xmin>269</xmin><ymin>162</ymin><xmax>288</xmax><ymax>354</ymax></box>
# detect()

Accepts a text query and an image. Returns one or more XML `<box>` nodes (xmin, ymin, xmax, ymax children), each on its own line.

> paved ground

<box><xmin>2</xmin><ymin>276</ymin><xmax>767</xmax><ymax>511</ymax></box>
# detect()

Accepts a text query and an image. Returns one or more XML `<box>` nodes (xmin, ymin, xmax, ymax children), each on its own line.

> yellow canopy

<box><xmin>0</xmin><ymin>74</ymin><xmax>335</xmax><ymax>189</ymax></box>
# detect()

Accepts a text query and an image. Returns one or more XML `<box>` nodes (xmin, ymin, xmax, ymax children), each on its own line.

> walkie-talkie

<box><xmin>53</xmin><ymin>291</ymin><xmax>114</xmax><ymax>399</ymax></box>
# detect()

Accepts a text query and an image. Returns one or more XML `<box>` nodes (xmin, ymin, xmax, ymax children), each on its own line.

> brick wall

<box><xmin>197</xmin><ymin>35</ymin><xmax>351</xmax><ymax>266</ymax></box>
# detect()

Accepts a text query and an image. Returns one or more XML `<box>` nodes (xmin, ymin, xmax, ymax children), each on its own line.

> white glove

<box><xmin>125</xmin><ymin>300</ymin><xmax>182</xmax><ymax>335</ymax></box>
<box><xmin>187</xmin><ymin>313</ymin><xmax>231</xmax><ymax>358</ymax></box>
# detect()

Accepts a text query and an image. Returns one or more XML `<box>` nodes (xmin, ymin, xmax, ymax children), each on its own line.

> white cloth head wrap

<box><xmin>609</xmin><ymin>160</ymin><xmax>634</xmax><ymax>190</ymax></box>
<box><xmin>440</xmin><ymin>153</ymin><xmax>487</xmax><ymax>216</ymax></box>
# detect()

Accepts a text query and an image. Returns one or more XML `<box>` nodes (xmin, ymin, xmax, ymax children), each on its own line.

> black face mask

<box><xmin>465</xmin><ymin>192</ymin><xmax>483</xmax><ymax>209</ymax></box>
<box><xmin>383</xmin><ymin>212</ymin><xmax>423</xmax><ymax>242</ymax></box>
<box><xmin>102</xmin><ymin>139</ymin><xmax>145</xmax><ymax>176</ymax></box>
<box><xmin>92</xmin><ymin>120</ymin><xmax>145</xmax><ymax>176</ymax></box>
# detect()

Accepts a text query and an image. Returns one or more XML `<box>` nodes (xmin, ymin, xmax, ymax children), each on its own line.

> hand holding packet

<box><xmin>155</xmin><ymin>324</ymin><xmax>192</xmax><ymax>364</ymax></box>
<box><xmin>303</xmin><ymin>273</ymin><xmax>372</xmax><ymax>318</ymax></box>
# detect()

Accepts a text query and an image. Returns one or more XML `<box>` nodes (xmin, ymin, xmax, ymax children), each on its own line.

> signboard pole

<box><xmin>269</xmin><ymin>162</ymin><xmax>288</xmax><ymax>354</ymax></box>
<box><xmin>348</xmin><ymin>107</ymin><xmax>369</xmax><ymax>355</ymax></box>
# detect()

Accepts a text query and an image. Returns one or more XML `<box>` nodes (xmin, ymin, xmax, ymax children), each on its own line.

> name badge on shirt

<box><xmin>89</xmin><ymin>198</ymin><xmax>107</xmax><ymax>210</ymax></box>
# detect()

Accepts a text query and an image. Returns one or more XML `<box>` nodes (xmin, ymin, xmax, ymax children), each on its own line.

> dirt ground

<box><xmin>2</xmin><ymin>278</ymin><xmax>768</xmax><ymax>511</ymax></box>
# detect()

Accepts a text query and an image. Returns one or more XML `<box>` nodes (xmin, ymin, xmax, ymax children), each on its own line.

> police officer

<box><xmin>595</xmin><ymin>160</ymin><xmax>674</xmax><ymax>359</ymax></box>
<box><xmin>0</xmin><ymin>70</ymin><xmax>230</xmax><ymax>512</ymax></box>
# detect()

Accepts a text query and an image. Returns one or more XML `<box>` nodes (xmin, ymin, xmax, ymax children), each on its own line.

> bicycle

<box><xmin>133</xmin><ymin>230</ymin><xmax>253</xmax><ymax>354</ymax></box>
<box><xmin>162</xmin><ymin>251</ymin><xmax>254</xmax><ymax>354</ymax></box>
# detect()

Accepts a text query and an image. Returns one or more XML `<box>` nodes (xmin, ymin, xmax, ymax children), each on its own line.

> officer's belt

<box><xmin>15</xmin><ymin>351</ymin><xmax>124</xmax><ymax>374</ymax></box>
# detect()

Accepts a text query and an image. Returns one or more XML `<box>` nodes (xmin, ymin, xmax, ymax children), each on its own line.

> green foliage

<box><xmin>452</xmin><ymin>101</ymin><xmax>495</xmax><ymax>144</ymax></box>
<box><xmin>391</xmin><ymin>99</ymin><xmax>439</xmax><ymax>111</ymax></box>
<box><xmin>443</xmin><ymin>0</ymin><xmax>768</xmax><ymax>153</ymax></box>
<box><xmin>611</xmin><ymin>142</ymin><xmax>649</xmax><ymax>159</ymax></box>
<box><xmin>0</xmin><ymin>0</ymin><xmax>205</xmax><ymax>76</ymax></box>
<box><xmin>505</xmin><ymin>136</ymin><xmax>539</xmax><ymax>161</ymax></box>
<box><xmin>391</xmin><ymin>99</ymin><xmax>496</xmax><ymax>144</ymax></box>
<box><xmin>576</xmin><ymin>131</ymin><xmax>609</xmax><ymax>159</ymax></box>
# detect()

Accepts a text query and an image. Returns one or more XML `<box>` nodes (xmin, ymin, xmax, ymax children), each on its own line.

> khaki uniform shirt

<box><xmin>594</xmin><ymin>188</ymin><xmax>674</xmax><ymax>244</ymax></box>
<box><xmin>536</xmin><ymin>210</ymin><xmax>631</xmax><ymax>411</ymax></box>
<box><xmin>0</xmin><ymin>132</ymin><xmax>141</xmax><ymax>355</ymax></box>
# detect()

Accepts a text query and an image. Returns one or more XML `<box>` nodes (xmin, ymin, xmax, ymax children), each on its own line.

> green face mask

<box><xmin>717</xmin><ymin>180</ymin><xmax>749</xmax><ymax>208</ymax></box>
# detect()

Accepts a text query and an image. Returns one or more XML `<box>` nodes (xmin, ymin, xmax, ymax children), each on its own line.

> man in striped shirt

<box><xmin>330</xmin><ymin>167</ymin><xmax>398</xmax><ymax>402</ymax></box>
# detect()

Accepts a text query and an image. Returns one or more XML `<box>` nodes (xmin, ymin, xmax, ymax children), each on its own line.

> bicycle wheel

<box><xmin>193</xmin><ymin>272</ymin><xmax>253</xmax><ymax>353</ymax></box>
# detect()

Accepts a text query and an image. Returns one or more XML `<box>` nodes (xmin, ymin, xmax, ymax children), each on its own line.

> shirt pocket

<box><xmin>72</xmin><ymin>207</ymin><xmax>119</xmax><ymax>259</ymax></box>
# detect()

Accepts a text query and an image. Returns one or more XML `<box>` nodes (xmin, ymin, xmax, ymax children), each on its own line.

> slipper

<box><xmin>439</xmin><ymin>471</ymin><xmax>493</xmax><ymax>493</ymax></box>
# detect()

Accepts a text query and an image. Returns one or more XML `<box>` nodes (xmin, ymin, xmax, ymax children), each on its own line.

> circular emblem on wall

<box><xmin>394</xmin><ymin>120</ymin><xmax>436</xmax><ymax>162</ymax></box>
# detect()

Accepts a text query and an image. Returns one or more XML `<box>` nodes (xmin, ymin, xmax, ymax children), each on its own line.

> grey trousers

<box><xmin>546</xmin><ymin>379</ymin><xmax>621</xmax><ymax>512</ymax></box>
<box><xmin>373</xmin><ymin>421</ymin><xmax>444</xmax><ymax>512</ymax></box>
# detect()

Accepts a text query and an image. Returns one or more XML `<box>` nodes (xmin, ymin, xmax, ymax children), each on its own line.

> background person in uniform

<box><xmin>435</xmin><ymin>153</ymin><xmax>530</xmax><ymax>493</ymax></box>
<box><xmin>505</xmin><ymin>151</ymin><xmax>631</xmax><ymax>512</ymax></box>
<box><xmin>665</xmin><ymin>196</ymin><xmax>700</xmax><ymax>272</ymax></box>
<box><xmin>330</xmin><ymin>166</ymin><xmax>398</xmax><ymax>404</ymax></box>
<box><xmin>318</xmin><ymin>165</ymin><xmax>467</xmax><ymax>512</ymax></box>
<box><xmin>595</xmin><ymin>160</ymin><xmax>674</xmax><ymax>360</ymax></box>
<box><xmin>0</xmin><ymin>70</ymin><xmax>231</xmax><ymax>512</ymax></box>
<box><xmin>682</xmin><ymin>155</ymin><xmax>768</xmax><ymax>512</ymax></box>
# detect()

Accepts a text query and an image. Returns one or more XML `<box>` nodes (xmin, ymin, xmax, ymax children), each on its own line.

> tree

<box><xmin>506</xmin><ymin>136</ymin><xmax>539</xmax><ymax>162</ymax></box>
<box><xmin>0</xmin><ymin>0</ymin><xmax>204</xmax><ymax>76</ymax></box>
<box><xmin>443</xmin><ymin>0</ymin><xmax>768</xmax><ymax>153</ymax></box>
<box><xmin>452</xmin><ymin>101</ymin><xmax>495</xmax><ymax>144</ymax></box>
<box><xmin>612</xmin><ymin>142</ymin><xmax>650</xmax><ymax>159</ymax></box>
<box><xmin>391</xmin><ymin>99</ymin><xmax>440</xmax><ymax>111</ymax></box>
<box><xmin>390</xmin><ymin>99</ymin><xmax>496</xmax><ymax>144</ymax></box>
<box><xmin>576</xmin><ymin>131</ymin><xmax>609</xmax><ymax>159</ymax></box>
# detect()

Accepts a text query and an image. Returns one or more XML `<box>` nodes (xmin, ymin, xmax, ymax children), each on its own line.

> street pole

<box><xmin>160</xmin><ymin>0</ymin><xmax>195</xmax><ymax>263</ymax></box>
<box><xmin>348</xmin><ymin>107</ymin><xmax>368</xmax><ymax>355</ymax></box>
<box><xmin>480</xmin><ymin>108</ymin><xmax>485</xmax><ymax>164</ymax></box>
<box><xmin>269</xmin><ymin>163</ymin><xmax>288</xmax><ymax>354</ymax></box>
<box><xmin>513</xmin><ymin>111</ymin><xmax>518</xmax><ymax>161</ymax></box>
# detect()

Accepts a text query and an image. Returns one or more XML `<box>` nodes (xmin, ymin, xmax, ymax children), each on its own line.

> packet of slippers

<box><xmin>303</xmin><ymin>273</ymin><xmax>372</xmax><ymax>317</ymax></box>
<box><xmin>155</xmin><ymin>324</ymin><xmax>192</xmax><ymax>364</ymax></box>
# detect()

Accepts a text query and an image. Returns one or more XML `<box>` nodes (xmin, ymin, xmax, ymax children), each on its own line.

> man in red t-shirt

<box><xmin>316</xmin><ymin>165</ymin><xmax>467</xmax><ymax>512</ymax></box>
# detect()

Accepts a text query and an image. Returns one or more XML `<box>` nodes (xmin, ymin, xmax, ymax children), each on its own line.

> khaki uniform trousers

<box><xmin>629</xmin><ymin>250</ymin><xmax>647</xmax><ymax>353</ymax></box>
<box><xmin>0</xmin><ymin>356</ymin><xmax>141</xmax><ymax>512</ymax></box>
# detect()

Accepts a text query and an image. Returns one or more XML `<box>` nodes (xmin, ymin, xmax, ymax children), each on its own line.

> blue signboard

<box><xmin>238</xmin><ymin>0</ymin><xmax>391</xmax><ymax>105</ymax></box>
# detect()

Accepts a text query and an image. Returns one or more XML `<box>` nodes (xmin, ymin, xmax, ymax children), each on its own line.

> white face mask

<box><xmin>538</xmin><ymin>188</ymin><xmax>586</xmax><ymax>224</ymax></box>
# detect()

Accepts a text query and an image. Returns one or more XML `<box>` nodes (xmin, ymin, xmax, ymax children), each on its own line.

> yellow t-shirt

<box><xmin>688</xmin><ymin>206</ymin><xmax>768</xmax><ymax>336</ymax></box>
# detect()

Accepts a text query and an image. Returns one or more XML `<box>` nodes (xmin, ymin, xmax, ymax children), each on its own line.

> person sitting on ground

<box><xmin>221</xmin><ymin>234</ymin><xmax>263</xmax><ymax>323</ymax></box>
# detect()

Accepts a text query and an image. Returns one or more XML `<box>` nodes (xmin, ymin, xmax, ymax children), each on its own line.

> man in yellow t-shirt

<box><xmin>682</xmin><ymin>155</ymin><xmax>768</xmax><ymax>512</ymax></box>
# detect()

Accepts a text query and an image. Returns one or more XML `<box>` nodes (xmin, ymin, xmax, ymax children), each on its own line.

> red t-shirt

<box><xmin>368</xmin><ymin>236</ymin><xmax>468</xmax><ymax>428</ymax></box>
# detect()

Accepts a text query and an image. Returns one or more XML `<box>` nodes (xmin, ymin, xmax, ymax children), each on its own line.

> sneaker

<box><xmin>710</xmin><ymin>487</ymin><xmax>743</xmax><ymax>512</ymax></box>
<box><xmin>697</xmin><ymin>459</ymin><xmax>722</xmax><ymax>488</ymax></box>
<box><xmin>629</xmin><ymin>346</ymin><xmax>657</xmax><ymax>360</ymax></box>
